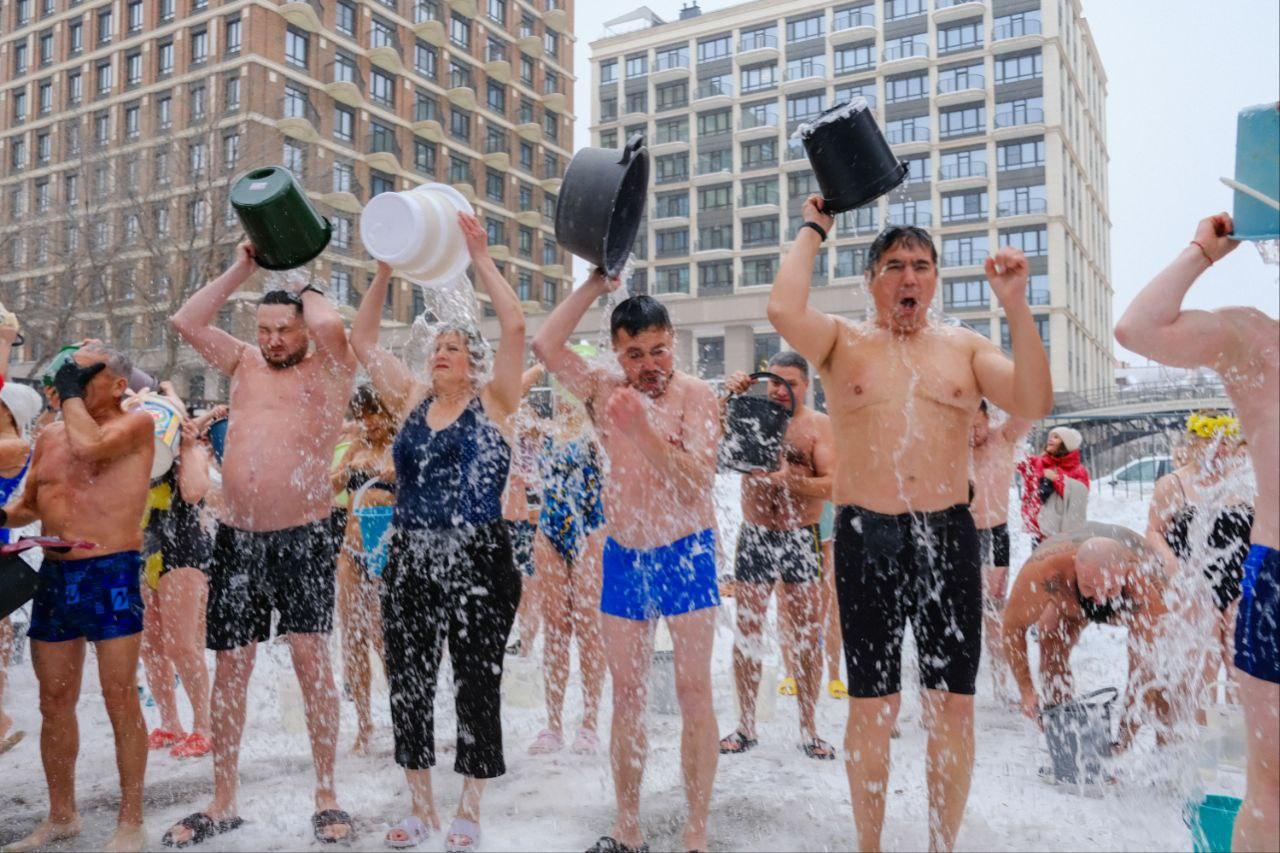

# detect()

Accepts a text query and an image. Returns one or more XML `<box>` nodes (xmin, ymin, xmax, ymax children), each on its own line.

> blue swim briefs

<box><xmin>1235</xmin><ymin>543</ymin><xmax>1280</xmax><ymax>685</ymax></box>
<box><xmin>27</xmin><ymin>551</ymin><xmax>144</xmax><ymax>644</ymax></box>
<box><xmin>600</xmin><ymin>529</ymin><xmax>720</xmax><ymax>621</ymax></box>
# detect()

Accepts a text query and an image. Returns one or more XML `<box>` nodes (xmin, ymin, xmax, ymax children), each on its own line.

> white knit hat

<box><xmin>0</xmin><ymin>382</ymin><xmax>44</xmax><ymax>436</ymax></box>
<box><xmin>1051</xmin><ymin>426</ymin><xmax>1083</xmax><ymax>452</ymax></box>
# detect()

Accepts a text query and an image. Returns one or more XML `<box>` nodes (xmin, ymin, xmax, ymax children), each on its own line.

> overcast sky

<box><xmin>568</xmin><ymin>0</ymin><xmax>1280</xmax><ymax>364</ymax></box>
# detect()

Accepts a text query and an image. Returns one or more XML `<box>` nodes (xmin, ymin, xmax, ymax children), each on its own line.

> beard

<box><xmin>262</xmin><ymin>345</ymin><xmax>307</xmax><ymax>370</ymax></box>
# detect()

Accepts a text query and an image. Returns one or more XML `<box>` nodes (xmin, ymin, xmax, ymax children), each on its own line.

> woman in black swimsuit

<box><xmin>1147</xmin><ymin>411</ymin><xmax>1255</xmax><ymax>711</ymax></box>
<box><xmin>332</xmin><ymin>385</ymin><xmax>396</xmax><ymax>755</ymax></box>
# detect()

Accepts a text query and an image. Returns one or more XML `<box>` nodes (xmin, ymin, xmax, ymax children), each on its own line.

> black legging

<box><xmin>381</xmin><ymin>521</ymin><xmax>521</xmax><ymax>777</ymax></box>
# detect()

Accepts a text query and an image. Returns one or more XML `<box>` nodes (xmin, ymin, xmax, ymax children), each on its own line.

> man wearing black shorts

<box><xmin>770</xmin><ymin>207</ymin><xmax>1052</xmax><ymax>851</ymax></box>
<box><xmin>167</xmin><ymin>242</ymin><xmax>357</xmax><ymax>846</ymax></box>
<box><xmin>719</xmin><ymin>353</ymin><xmax>837</xmax><ymax>761</ymax></box>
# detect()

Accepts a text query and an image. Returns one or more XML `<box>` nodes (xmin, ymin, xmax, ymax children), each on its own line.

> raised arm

<box><xmin>1000</xmin><ymin>414</ymin><xmax>1034</xmax><ymax>445</ymax></box>
<box><xmin>350</xmin><ymin>262</ymin><xmax>417</xmax><ymax>420</ymax></box>
<box><xmin>1114</xmin><ymin>214</ymin><xmax>1242</xmax><ymax>368</ymax></box>
<box><xmin>170</xmin><ymin>240</ymin><xmax>253</xmax><ymax>376</ymax></box>
<box><xmin>767</xmin><ymin>195</ymin><xmax>840</xmax><ymax>368</ymax></box>
<box><xmin>531</xmin><ymin>269</ymin><xmax>615</xmax><ymax>406</ymax></box>
<box><xmin>301</xmin><ymin>282</ymin><xmax>354</xmax><ymax>368</ymax></box>
<box><xmin>973</xmin><ymin>247</ymin><xmax>1054</xmax><ymax>419</ymax></box>
<box><xmin>460</xmin><ymin>213</ymin><xmax>525</xmax><ymax>418</ymax></box>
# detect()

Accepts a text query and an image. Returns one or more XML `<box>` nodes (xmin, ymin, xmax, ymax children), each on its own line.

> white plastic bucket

<box><xmin>360</xmin><ymin>182</ymin><xmax>474</xmax><ymax>287</ymax></box>
<box><xmin>136</xmin><ymin>395</ymin><xmax>182</xmax><ymax>478</ymax></box>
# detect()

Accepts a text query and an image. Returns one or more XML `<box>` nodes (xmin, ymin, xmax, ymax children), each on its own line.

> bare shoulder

<box><xmin>121</xmin><ymin>409</ymin><xmax>157</xmax><ymax>438</ymax></box>
<box><xmin>939</xmin><ymin>322</ymin><xmax>998</xmax><ymax>355</ymax></box>
<box><xmin>675</xmin><ymin>372</ymin><xmax>717</xmax><ymax>408</ymax></box>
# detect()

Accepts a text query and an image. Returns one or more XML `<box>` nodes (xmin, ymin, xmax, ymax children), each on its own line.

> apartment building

<box><xmin>573</xmin><ymin>0</ymin><xmax>1111</xmax><ymax>398</ymax></box>
<box><xmin>0</xmin><ymin>0</ymin><xmax>575</xmax><ymax>397</ymax></box>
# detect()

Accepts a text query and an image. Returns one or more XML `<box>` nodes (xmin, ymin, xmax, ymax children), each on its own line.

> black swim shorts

<box><xmin>734</xmin><ymin>522</ymin><xmax>822</xmax><ymax>585</ymax></box>
<box><xmin>977</xmin><ymin>522</ymin><xmax>1010</xmax><ymax>568</ymax></box>
<box><xmin>206</xmin><ymin>518</ymin><xmax>338</xmax><ymax>651</ymax></box>
<box><xmin>833</xmin><ymin>504</ymin><xmax>982</xmax><ymax>698</ymax></box>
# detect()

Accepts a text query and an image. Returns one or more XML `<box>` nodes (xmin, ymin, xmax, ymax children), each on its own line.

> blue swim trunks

<box><xmin>27</xmin><ymin>551</ymin><xmax>144</xmax><ymax>644</ymax></box>
<box><xmin>601</xmin><ymin>529</ymin><xmax>720</xmax><ymax>621</ymax></box>
<box><xmin>1235</xmin><ymin>543</ymin><xmax>1280</xmax><ymax>684</ymax></box>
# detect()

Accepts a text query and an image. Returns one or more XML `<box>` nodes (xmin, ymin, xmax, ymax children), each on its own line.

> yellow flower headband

<box><xmin>1186</xmin><ymin>412</ymin><xmax>1240</xmax><ymax>440</ymax></box>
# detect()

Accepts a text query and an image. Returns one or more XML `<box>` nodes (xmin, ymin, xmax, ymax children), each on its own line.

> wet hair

<box><xmin>610</xmin><ymin>295</ymin><xmax>672</xmax><ymax>341</ymax></box>
<box><xmin>768</xmin><ymin>351</ymin><xmax>809</xmax><ymax>380</ymax></box>
<box><xmin>80</xmin><ymin>344</ymin><xmax>133</xmax><ymax>382</ymax></box>
<box><xmin>348</xmin><ymin>384</ymin><xmax>390</xmax><ymax>421</ymax></box>
<box><xmin>866</xmin><ymin>225</ymin><xmax>938</xmax><ymax>271</ymax></box>
<box><xmin>259</xmin><ymin>290</ymin><xmax>304</xmax><ymax>313</ymax></box>
<box><xmin>434</xmin><ymin>323</ymin><xmax>489</xmax><ymax>381</ymax></box>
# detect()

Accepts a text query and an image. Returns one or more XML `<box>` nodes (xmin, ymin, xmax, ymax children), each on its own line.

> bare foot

<box><xmin>8</xmin><ymin>818</ymin><xmax>83</xmax><ymax>852</ymax></box>
<box><xmin>103</xmin><ymin>823</ymin><xmax>146</xmax><ymax>853</ymax></box>
<box><xmin>682</xmin><ymin>825</ymin><xmax>708</xmax><ymax>853</ymax></box>
<box><xmin>314</xmin><ymin>793</ymin><xmax>352</xmax><ymax>843</ymax></box>
<box><xmin>352</xmin><ymin>726</ymin><xmax>373</xmax><ymax>756</ymax></box>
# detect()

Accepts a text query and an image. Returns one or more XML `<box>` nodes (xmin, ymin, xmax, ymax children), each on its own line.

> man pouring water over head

<box><xmin>768</xmin><ymin>198</ymin><xmax>1053</xmax><ymax>852</ymax></box>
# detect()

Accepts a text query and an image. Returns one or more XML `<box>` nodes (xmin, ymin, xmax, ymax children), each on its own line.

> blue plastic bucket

<box><xmin>207</xmin><ymin>418</ymin><xmax>228</xmax><ymax>463</ymax></box>
<box><xmin>1225</xmin><ymin>102</ymin><xmax>1279</xmax><ymax>240</ymax></box>
<box><xmin>1185</xmin><ymin>794</ymin><xmax>1242</xmax><ymax>853</ymax></box>
<box><xmin>354</xmin><ymin>506</ymin><xmax>393</xmax><ymax>578</ymax></box>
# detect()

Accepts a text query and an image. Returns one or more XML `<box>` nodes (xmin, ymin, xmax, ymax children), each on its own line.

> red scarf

<box><xmin>1017</xmin><ymin>450</ymin><xmax>1090</xmax><ymax>537</ymax></box>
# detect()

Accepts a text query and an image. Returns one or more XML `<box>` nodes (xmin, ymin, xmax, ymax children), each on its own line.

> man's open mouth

<box><xmin>898</xmin><ymin>297</ymin><xmax>918</xmax><ymax>310</ymax></box>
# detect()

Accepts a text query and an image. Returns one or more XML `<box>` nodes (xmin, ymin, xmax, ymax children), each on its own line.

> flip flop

<box><xmin>528</xmin><ymin>728</ymin><xmax>564</xmax><ymax>755</ymax></box>
<box><xmin>0</xmin><ymin>729</ymin><xmax>25</xmax><ymax>755</ymax></box>
<box><xmin>161</xmin><ymin>813</ymin><xmax>244</xmax><ymax>848</ymax></box>
<box><xmin>801</xmin><ymin>737</ymin><xmax>837</xmax><ymax>761</ymax></box>
<box><xmin>571</xmin><ymin>728</ymin><xmax>600</xmax><ymax>755</ymax></box>
<box><xmin>778</xmin><ymin>676</ymin><xmax>797</xmax><ymax>696</ymax></box>
<box><xmin>827</xmin><ymin>679</ymin><xmax>848</xmax><ymax>699</ymax></box>
<box><xmin>718</xmin><ymin>730</ymin><xmax>758</xmax><ymax>755</ymax></box>
<box><xmin>384</xmin><ymin>815</ymin><xmax>431</xmax><ymax>849</ymax></box>
<box><xmin>444</xmin><ymin>817</ymin><xmax>480</xmax><ymax>852</ymax></box>
<box><xmin>587</xmin><ymin>836</ymin><xmax>650</xmax><ymax>853</ymax></box>
<box><xmin>313</xmin><ymin>809</ymin><xmax>354</xmax><ymax>844</ymax></box>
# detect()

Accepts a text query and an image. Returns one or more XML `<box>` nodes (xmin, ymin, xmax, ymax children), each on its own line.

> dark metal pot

<box><xmin>229</xmin><ymin>166</ymin><xmax>332</xmax><ymax>270</ymax></box>
<box><xmin>719</xmin><ymin>372</ymin><xmax>797</xmax><ymax>473</ymax></box>
<box><xmin>554</xmin><ymin>134</ymin><xmax>649</xmax><ymax>277</ymax></box>
<box><xmin>800</xmin><ymin>100</ymin><xmax>908</xmax><ymax>215</ymax></box>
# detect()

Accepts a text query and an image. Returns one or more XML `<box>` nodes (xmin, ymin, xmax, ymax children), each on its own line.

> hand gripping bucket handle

<box><xmin>351</xmin><ymin>479</ymin><xmax>395</xmax><ymax>579</ymax></box>
<box><xmin>1041</xmin><ymin>686</ymin><xmax>1119</xmax><ymax>785</ymax></box>
<box><xmin>721</xmin><ymin>372</ymin><xmax>799</xmax><ymax>473</ymax></box>
<box><xmin>737</xmin><ymin>371</ymin><xmax>798</xmax><ymax>415</ymax></box>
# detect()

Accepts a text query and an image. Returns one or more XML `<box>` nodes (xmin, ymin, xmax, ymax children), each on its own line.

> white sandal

<box><xmin>384</xmin><ymin>815</ymin><xmax>432</xmax><ymax>849</ymax></box>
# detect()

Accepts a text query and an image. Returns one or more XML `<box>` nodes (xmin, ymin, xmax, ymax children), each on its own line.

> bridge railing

<box><xmin>1051</xmin><ymin>378</ymin><xmax>1228</xmax><ymax>415</ymax></box>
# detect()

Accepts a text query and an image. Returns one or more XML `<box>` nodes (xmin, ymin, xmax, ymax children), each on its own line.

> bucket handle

<box><xmin>351</xmin><ymin>478</ymin><xmax>396</xmax><ymax>512</ymax></box>
<box><xmin>730</xmin><ymin>372</ymin><xmax>798</xmax><ymax>416</ymax></box>
<box><xmin>619</xmin><ymin>133</ymin><xmax>645</xmax><ymax>166</ymax></box>
<box><xmin>1043</xmin><ymin>686</ymin><xmax>1119</xmax><ymax>716</ymax></box>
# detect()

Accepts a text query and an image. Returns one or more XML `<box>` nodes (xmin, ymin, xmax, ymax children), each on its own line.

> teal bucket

<box><xmin>354</xmin><ymin>506</ymin><xmax>393</xmax><ymax>578</ymax></box>
<box><xmin>1224</xmin><ymin>102</ymin><xmax>1279</xmax><ymax>241</ymax></box>
<box><xmin>1185</xmin><ymin>795</ymin><xmax>1242</xmax><ymax>853</ymax></box>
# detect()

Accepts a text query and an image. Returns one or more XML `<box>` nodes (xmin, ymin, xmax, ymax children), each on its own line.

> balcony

<box><xmin>414</xmin><ymin>18</ymin><xmax>447</xmax><ymax>46</ymax></box>
<box><xmin>993</xmin><ymin>18</ymin><xmax>1043</xmax><ymax>50</ymax></box>
<box><xmin>649</xmin><ymin>136</ymin><xmax>690</xmax><ymax>155</ymax></box>
<box><xmin>694</xmin><ymin>79</ymin><xmax>734</xmax><ymax>108</ymax></box>
<box><xmin>652</xmin><ymin>53</ymin><xmax>691</xmax><ymax>83</ymax></box>
<box><xmin>737</xmin><ymin>33</ymin><xmax>780</xmax><ymax>64</ymax></box>
<box><xmin>936</xmin><ymin>74</ymin><xmax>985</xmax><ymax>106</ymax></box>
<box><xmin>449</xmin><ymin>0</ymin><xmax>477</xmax><ymax>15</ymax></box>
<box><xmin>448</xmin><ymin>86</ymin><xmax>477</xmax><ymax>110</ymax></box>
<box><xmin>539</xmin><ymin>177</ymin><xmax>562</xmax><ymax>193</ymax></box>
<box><xmin>937</xmin><ymin>161</ymin><xmax>988</xmax><ymax>188</ymax></box>
<box><xmin>934</xmin><ymin>0</ymin><xmax>984</xmax><ymax>25</ymax></box>
<box><xmin>319</xmin><ymin>176</ymin><xmax>364</xmax><ymax>215</ymax></box>
<box><xmin>994</xmin><ymin>106</ymin><xmax>1044</xmax><ymax>129</ymax></box>
<box><xmin>517</xmin><ymin>35</ymin><xmax>544</xmax><ymax>58</ymax></box>
<box><xmin>541</xmin><ymin>89</ymin><xmax>567</xmax><ymax>112</ymax></box>
<box><xmin>515</xmin><ymin>210</ymin><xmax>541</xmax><ymax>227</ymax></box>
<box><xmin>277</xmin><ymin>94</ymin><xmax>320</xmax><ymax>142</ymax></box>
<box><xmin>782</xmin><ymin>62</ymin><xmax>826</xmax><ymax>93</ymax></box>
<box><xmin>736</xmin><ymin>111</ymin><xmax>779</xmax><ymax>140</ymax></box>
<box><xmin>484</xmin><ymin>47</ymin><xmax>512</xmax><ymax>82</ymax></box>
<box><xmin>651</xmin><ymin>209</ymin><xmax>690</xmax><ymax>227</ymax></box>
<box><xmin>483</xmin><ymin>136</ymin><xmax>510</xmax><ymax>168</ymax></box>
<box><xmin>738</xmin><ymin>195</ymin><xmax>780</xmax><ymax>215</ymax></box>
<box><xmin>882</xmin><ymin>41</ymin><xmax>930</xmax><ymax>72</ymax></box>
<box><xmin>515</xmin><ymin>122</ymin><xmax>542</xmax><ymax>141</ymax></box>
<box><xmin>888</xmin><ymin>211</ymin><xmax>932</xmax><ymax>228</ymax></box>
<box><xmin>366</xmin><ymin>132</ymin><xmax>401</xmax><ymax>173</ymax></box>
<box><xmin>324</xmin><ymin>62</ymin><xmax>364</xmax><ymax>108</ymax></box>
<box><xmin>369</xmin><ymin>38</ymin><xmax>404</xmax><ymax>74</ymax></box>
<box><xmin>942</xmin><ymin>251</ymin><xmax>983</xmax><ymax>268</ymax></box>
<box><xmin>412</xmin><ymin>116</ymin><xmax>445</xmax><ymax>142</ymax></box>
<box><xmin>996</xmin><ymin>197</ymin><xmax>1047</xmax><ymax>217</ymax></box>
<box><xmin>831</xmin><ymin>10</ymin><xmax>876</xmax><ymax>45</ymax></box>
<box><xmin>887</xmin><ymin>124</ymin><xmax>930</xmax><ymax>145</ymax></box>
<box><xmin>542</xmin><ymin>5</ymin><xmax>568</xmax><ymax>29</ymax></box>
<box><xmin>278</xmin><ymin>0</ymin><xmax>322</xmax><ymax>32</ymax></box>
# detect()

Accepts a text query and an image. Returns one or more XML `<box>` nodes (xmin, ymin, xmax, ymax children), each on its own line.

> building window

<box><xmin>995</xmin><ymin>51</ymin><xmax>1043</xmax><ymax>84</ymax></box>
<box><xmin>285</xmin><ymin>27</ymin><xmax>309</xmax><ymax>68</ymax></box>
<box><xmin>656</xmin><ymin>82</ymin><xmax>688</xmax><ymax>111</ymax></box>
<box><xmin>370</xmin><ymin>170</ymin><xmax>395</xmax><ymax>196</ymax></box>
<box><xmin>487</xmin><ymin>81</ymin><xmax>506</xmax><ymax>114</ymax></box>
<box><xmin>939</xmin><ymin>104</ymin><xmax>985</xmax><ymax>138</ymax></box>
<box><xmin>698</xmin><ymin>148</ymin><xmax>731</xmax><ymax>175</ymax></box>
<box><xmin>786</xmin><ymin>14</ymin><xmax>824</xmax><ymax>43</ymax></box>
<box><xmin>884</xmin><ymin>33</ymin><xmax>928</xmax><ymax>60</ymax></box>
<box><xmin>487</xmin><ymin>0</ymin><xmax>506</xmax><ymax>24</ymax></box>
<box><xmin>886</xmin><ymin>73</ymin><xmax>927</xmax><ymax>104</ymax></box>
<box><xmin>1000</xmin><ymin>226</ymin><xmax>1048</xmax><ymax>257</ymax></box>
<box><xmin>190</xmin><ymin>28</ymin><xmax>208</xmax><ymax>64</ymax></box>
<box><xmin>372</xmin><ymin>17</ymin><xmax>396</xmax><ymax>49</ymax></box>
<box><xmin>742</xmin><ymin>216</ymin><xmax>779</xmax><ymax>246</ymax></box>
<box><xmin>656</xmin><ymin>117</ymin><xmax>689</xmax><ymax>144</ymax></box>
<box><xmin>995</xmin><ymin>96</ymin><xmax>1044</xmax><ymax>128</ymax></box>
<box><xmin>835</xmin><ymin>245</ymin><xmax>869</xmax><ymax>277</ymax></box>
<box><xmin>834</xmin><ymin>43</ymin><xmax>875</xmax><ymax>75</ymax></box>
<box><xmin>544</xmin><ymin>30</ymin><xmax>559</xmax><ymax>60</ymax></box>
<box><xmin>157</xmin><ymin>40</ymin><xmax>174</xmax><ymax>75</ymax></box>
<box><xmin>942</xmin><ymin>278</ymin><xmax>989</xmax><ymax>309</ymax></box>
<box><xmin>741</xmin><ymin>139</ymin><xmax>777</xmax><ymax>170</ymax></box>
<box><xmin>336</xmin><ymin>2</ymin><xmax>356</xmax><ymax>36</ymax></box>
<box><xmin>938</xmin><ymin>63</ymin><xmax>984</xmax><ymax>93</ymax></box>
<box><xmin>450</xmin><ymin>108</ymin><xmax>471</xmax><ymax>141</ymax></box>
<box><xmin>937</xmin><ymin>21</ymin><xmax>982</xmax><ymax>54</ymax></box>
<box><xmin>698</xmin><ymin>262</ymin><xmax>733</xmax><ymax>294</ymax></box>
<box><xmin>901</xmin><ymin>154</ymin><xmax>932</xmax><ymax>184</ymax></box>
<box><xmin>741</xmin><ymin>177</ymin><xmax>778</xmax><ymax>207</ymax></box>
<box><xmin>697</xmin><ymin>35</ymin><xmax>730</xmax><ymax>63</ymax></box>
<box><xmin>96</xmin><ymin>61</ymin><xmax>113</xmax><ymax>96</ymax></box>
<box><xmin>159</xmin><ymin>0</ymin><xmax>175</xmax><ymax>22</ymax></box>
<box><xmin>997</xmin><ymin>138</ymin><xmax>1045</xmax><ymax>170</ymax></box>
<box><xmin>68</xmin><ymin>19</ymin><xmax>84</xmax><ymax>54</ymax></box>
<box><xmin>447</xmin><ymin>156</ymin><xmax>471</xmax><ymax>185</ymax></box>
<box><xmin>370</xmin><ymin>69</ymin><xmax>395</xmax><ymax>107</ymax></box>
<box><xmin>414</xmin><ymin>139</ymin><xmax>436</xmax><ymax>174</ymax></box>
<box><xmin>994</xmin><ymin>10</ymin><xmax>1042</xmax><ymax>40</ymax></box>
<box><xmin>414</xmin><ymin>42</ymin><xmax>438</xmax><ymax>78</ymax></box>
<box><xmin>97</xmin><ymin>7</ymin><xmax>113</xmax><ymax>43</ymax></box>
<box><xmin>223</xmin><ymin>133</ymin><xmax>239</xmax><ymax>169</ymax></box>
<box><xmin>886</xmin><ymin>116</ymin><xmax>929</xmax><ymax>144</ymax></box>
<box><xmin>126</xmin><ymin>52</ymin><xmax>143</xmax><ymax>85</ymax></box>
<box><xmin>485</xmin><ymin>168</ymin><xmax>505</xmax><ymax>202</ymax></box>
<box><xmin>283</xmin><ymin>85</ymin><xmax>308</xmax><ymax>119</ymax></box>
<box><xmin>450</xmin><ymin>14</ymin><xmax>470</xmax><ymax>49</ymax></box>
<box><xmin>997</xmin><ymin>185</ymin><xmax>1047</xmax><ymax>217</ymax></box>
<box><xmin>698</xmin><ymin>109</ymin><xmax>732</xmax><ymax>136</ymax></box>
<box><xmin>225</xmin><ymin>16</ymin><xmax>242</xmax><ymax>54</ymax></box>
<box><xmin>282</xmin><ymin>140</ymin><xmax>305</xmax><ymax>175</ymax></box>
<box><xmin>698</xmin><ymin>184</ymin><xmax>731</xmax><ymax>210</ymax></box>
<box><xmin>786</xmin><ymin>93</ymin><xmax>826</xmax><ymax>123</ymax></box>
<box><xmin>334</xmin><ymin>106</ymin><xmax>355</xmax><ymax>142</ymax></box>
<box><xmin>741</xmin><ymin>255</ymin><xmax>777</xmax><ymax>287</ymax></box>
<box><xmin>224</xmin><ymin>76</ymin><xmax>241</xmax><ymax>111</ymax></box>
<box><xmin>942</xmin><ymin>190</ymin><xmax>988</xmax><ymax>223</ymax></box>
<box><xmin>370</xmin><ymin>121</ymin><xmax>396</xmax><ymax>155</ymax></box>
<box><xmin>942</xmin><ymin>234</ymin><xmax>989</xmax><ymax>267</ymax></box>
<box><xmin>940</xmin><ymin>147</ymin><xmax>987</xmax><ymax>179</ymax></box>
<box><xmin>190</xmin><ymin>85</ymin><xmax>207</xmax><ymax>121</ymax></box>
<box><xmin>625</xmin><ymin>54</ymin><xmax>648</xmax><ymax>78</ymax></box>
<box><xmin>655</xmin><ymin>228</ymin><xmax>689</xmax><ymax>257</ymax></box>
<box><xmin>884</xmin><ymin>0</ymin><xmax>926</xmax><ymax>21</ymax></box>
<box><xmin>740</xmin><ymin>25</ymin><xmax>776</xmax><ymax>51</ymax></box>
<box><xmin>655</xmin><ymin>191</ymin><xmax>689</xmax><ymax>219</ymax></box>
<box><xmin>740</xmin><ymin>64</ymin><xmax>777</xmax><ymax>93</ymax></box>
<box><xmin>125</xmin><ymin>104</ymin><xmax>140</xmax><ymax>138</ymax></box>
<box><xmin>625</xmin><ymin>91</ymin><xmax>647</xmax><ymax>114</ymax></box>
<box><xmin>655</xmin><ymin>153</ymin><xmax>689</xmax><ymax>184</ymax></box>
<box><xmin>600</xmin><ymin>59</ymin><xmax>618</xmax><ymax>84</ymax></box>
<box><xmin>656</xmin><ymin>265</ymin><xmax>690</xmax><ymax>295</ymax></box>
<box><xmin>697</xmin><ymin>337</ymin><xmax>725</xmax><ymax>377</ymax></box>
<box><xmin>656</xmin><ymin>45</ymin><xmax>688</xmax><ymax>72</ymax></box>
<box><xmin>38</xmin><ymin>81</ymin><xmax>53</xmax><ymax>114</ymax></box>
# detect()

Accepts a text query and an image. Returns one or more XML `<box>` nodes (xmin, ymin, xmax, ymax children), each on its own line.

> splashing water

<box><xmin>402</xmin><ymin>277</ymin><xmax>494</xmax><ymax>386</ymax></box>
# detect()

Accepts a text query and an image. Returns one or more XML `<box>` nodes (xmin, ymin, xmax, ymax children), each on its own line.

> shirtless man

<box><xmin>1115</xmin><ymin>212</ymin><xmax>1279</xmax><ymax>852</ymax></box>
<box><xmin>2</xmin><ymin>348</ymin><xmax>155</xmax><ymax>853</ymax></box>
<box><xmin>718</xmin><ymin>352</ymin><xmax>836</xmax><ymax>760</ymax></box>
<box><xmin>970</xmin><ymin>400</ymin><xmax>1032</xmax><ymax>700</ymax></box>
<box><xmin>533</xmin><ymin>278</ymin><xmax>720</xmax><ymax>853</ymax></box>
<box><xmin>166</xmin><ymin>240</ymin><xmax>357</xmax><ymax>846</ymax></box>
<box><xmin>769</xmin><ymin>201</ymin><xmax>1052</xmax><ymax>852</ymax></box>
<box><xmin>1002</xmin><ymin>523</ymin><xmax>1172</xmax><ymax>750</ymax></box>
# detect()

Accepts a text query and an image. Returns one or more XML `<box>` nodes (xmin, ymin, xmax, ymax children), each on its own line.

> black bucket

<box><xmin>719</xmin><ymin>372</ymin><xmax>797</xmax><ymax>473</ymax></box>
<box><xmin>799</xmin><ymin>99</ymin><xmax>908</xmax><ymax>215</ymax></box>
<box><xmin>1042</xmin><ymin>687</ymin><xmax>1118</xmax><ymax>785</ymax></box>
<box><xmin>555</xmin><ymin>133</ymin><xmax>649</xmax><ymax>278</ymax></box>
<box><xmin>230</xmin><ymin>165</ymin><xmax>332</xmax><ymax>270</ymax></box>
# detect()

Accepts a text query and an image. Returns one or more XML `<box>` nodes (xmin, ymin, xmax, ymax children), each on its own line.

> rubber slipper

<box><xmin>148</xmin><ymin>728</ymin><xmax>184</xmax><ymax>750</ymax></box>
<box><xmin>444</xmin><ymin>817</ymin><xmax>480</xmax><ymax>852</ymax></box>
<box><xmin>170</xmin><ymin>732</ymin><xmax>211</xmax><ymax>759</ymax></box>
<box><xmin>571</xmin><ymin>728</ymin><xmax>600</xmax><ymax>755</ymax></box>
<box><xmin>0</xmin><ymin>729</ymin><xmax>25</xmax><ymax>755</ymax></box>
<box><xmin>161</xmin><ymin>813</ymin><xmax>244</xmax><ymax>848</ymax></box>
<box><xmin>313</xmin><ymin>809</ymin><xmax>354</xmax><ymax>844</ymax></box>
<box><xmin>384</xmin><ymin>815</ymin><xmax>431</xmax><ymax>849</ymax></box>
<box><xmin>528</xmin><ymin>728</ymin><xmax>563</xmax><ymax>755</ymax></box>
<box><xmin>778</xmin><ymin>676</ymin><xmax>797</xmax><ymax>696</ymax></box>
<box><xmin>587</xmin><ymin>836</ymin><xmax>650</xmax><ymax>853</ymax></box>
<box><xmin>718</xmin><ymin>730</ymin><xmax>758</xmax><ymax>755</ymax></box>
<box><xmin>827</xmin><ymin>679</ymin><xmax>848</xmax><ymax>699</ymax></box>
<box><xmin>801</xmin><ymin>737</ymin><xmax>837</xmax><ymax>761</ymax></box>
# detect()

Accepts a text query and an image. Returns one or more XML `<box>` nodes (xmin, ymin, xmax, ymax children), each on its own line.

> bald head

<box><xmin>1075</xmin><ymin>537</ymin><xmax>1135</xmax><ymax>603</ymax></box>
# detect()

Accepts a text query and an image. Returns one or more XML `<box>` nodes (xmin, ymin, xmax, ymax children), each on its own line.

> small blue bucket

<box><xmin>207</xmin><ymin>418</ymin><xmax>228</xmax><ymax>463</ymax></box>
<box><xmin>351</xmin><ymin>479</ymin><xmax>395</xmax><ymax>578</ymax></box>
<box><xmin>1185</xmin><ymin>794</ymin><xmax>1242</xmax><ymax>853</ymax></box>
<box><xmin>1224</xmin><ymin>102</ymin><xmax>1279</xmax><ymax>240</ymax></box>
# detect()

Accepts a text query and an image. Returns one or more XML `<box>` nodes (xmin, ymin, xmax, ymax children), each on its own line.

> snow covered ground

<box><xmin>0</xmin><ymin>485</ymin><xmax>1243</xmax><ymax>851</ymax></box>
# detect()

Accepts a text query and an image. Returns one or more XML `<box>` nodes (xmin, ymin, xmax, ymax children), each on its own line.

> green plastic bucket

<box><xmin>229</xmin><ymin>166</ymin><xmax>331</xmax><ymax>270</ymax></box>
<box><xmin>1185</xmin><ymin>795</ymin><xmax>1242</xmax><ymax>853</ymax></box>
